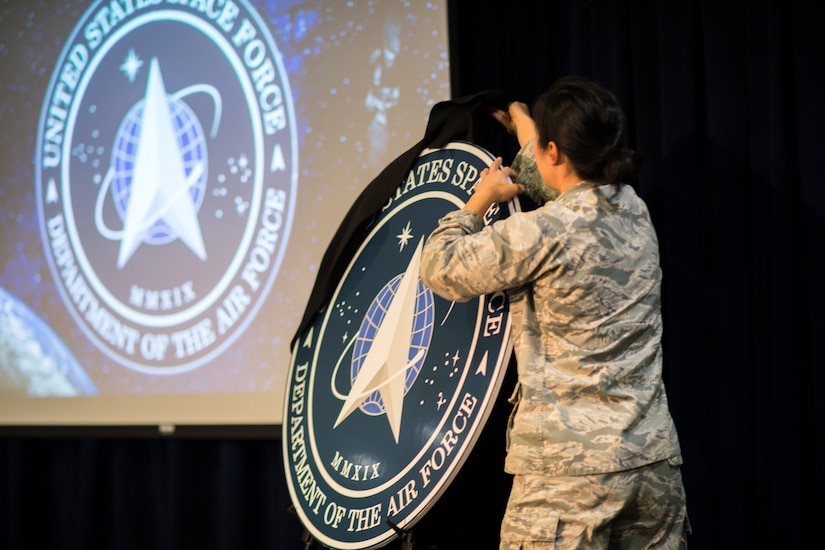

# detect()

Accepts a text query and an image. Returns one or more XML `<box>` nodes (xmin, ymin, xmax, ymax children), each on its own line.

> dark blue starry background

<box><xmin>0</xmin><ymin>0</ymin><xmax>451</xmax><ymax>411</ymax></box>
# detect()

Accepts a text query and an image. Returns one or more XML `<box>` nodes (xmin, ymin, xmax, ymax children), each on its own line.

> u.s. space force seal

<box><xmin>283</xmin><ymin>141</ymin><xmax>518</xmax><ymax>549</ymax></box>
<box><xmin>34</xmin><ymin>0</ymin><xmax>297</xmax><ymax>374</ymax></box>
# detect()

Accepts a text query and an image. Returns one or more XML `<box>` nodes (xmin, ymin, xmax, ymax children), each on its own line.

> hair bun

<box><xmin>603</xmin><ymin>147</ymin><xmax>641</xmax><ymax>185</ymax></box>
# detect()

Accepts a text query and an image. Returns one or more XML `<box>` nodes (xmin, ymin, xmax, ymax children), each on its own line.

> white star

<box><xmin>117</xmin><ymin>57</ymin><xmax>207</xmax><ymax>268</ymax></box>
<box><xmin>120</xmin><ymin>49</ymin><xmax>143</xmax><ymax>83</ymax></box>
<box><xmin>301</xmin><ymin>327</ymin><xmax>314</xmax><ymax>349</ymax></box>
<box><xmin>436</xmin><ymin>392</ymin><xmax>446</xmax><ymax>410</ymax></box>
<box><xmin>475</xmin><ymin>351</ymin><xmax>489</xmax><ymax>376</ymax></box>
<box><xmin>334</xmin><ymin>238</ymin><xmax>426</xmax><ymax>443</ymax></box>
<box><xmin>46</xmin><ymin>178</ymin><xmax>58</xmax><ymax>204</ymax></box>
<box><xmin>396</xmin><ymin>220</ymin><xmax>413</xmax><ymax>251</ymax></box>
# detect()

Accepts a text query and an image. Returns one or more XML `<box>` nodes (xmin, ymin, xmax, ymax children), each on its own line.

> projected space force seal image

<box><xmin>34</xmin><ymin>0</ymin><xmax>297</xmax><ymax>374</ymax></box>
<box><xmin>284</xmin><ymin>142</ymin><xmax>520</xmax><ymax>549</ymax></box>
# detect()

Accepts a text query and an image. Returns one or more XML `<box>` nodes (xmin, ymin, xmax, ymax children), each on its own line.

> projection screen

<box><xmin>0</xmin><ymin>0</ymin><xmax>451</xmax><ymax>429</ymax></box>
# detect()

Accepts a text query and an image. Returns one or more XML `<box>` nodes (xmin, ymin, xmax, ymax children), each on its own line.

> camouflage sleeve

<box><xmin>420</xmin><ymin>207</ymin><xmax>559</xmax><ymax>302</ymax></box>
<box><xmin>419</xmin><ymin>209</ymin><xmax>484</xmax><ymax>302</ymax></box>
<box><xmin>510</xmin><ymin>138</ymin><xmax>558</xmax><ymax>206</ymax></box>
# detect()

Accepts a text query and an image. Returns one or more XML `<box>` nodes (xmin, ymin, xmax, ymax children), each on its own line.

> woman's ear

<box><xmin>547</xmin><ymin>141</ymin><xmax>562</xmax><ymax>165</ymax></box>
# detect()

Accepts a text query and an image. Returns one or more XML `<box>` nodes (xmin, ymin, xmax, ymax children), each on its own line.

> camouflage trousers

<box><xmin>500</xmin><ymin>458</ymin><xmax>690</xmax><ymax>549</ymax></box>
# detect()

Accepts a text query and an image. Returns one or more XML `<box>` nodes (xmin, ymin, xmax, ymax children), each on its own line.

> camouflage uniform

<box><xmin>420</xmin><ymin>151</ymin><xmax>688</xmax><ymax>548</ymax></box>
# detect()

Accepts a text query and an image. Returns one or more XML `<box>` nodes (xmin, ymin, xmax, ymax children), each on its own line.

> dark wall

<box><xmin>3</xmin><ymin>1</ymin><xmax>823</xmax><ymax>549</ymax></box>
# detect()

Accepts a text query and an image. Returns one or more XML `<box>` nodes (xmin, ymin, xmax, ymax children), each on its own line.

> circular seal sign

<box><xmin>34</xmin><ymin>1</ymin><xmax>298</xmax><ymax>374</ymax></box>
<box><xmin>284</xmin><ymin>142</ymin><xmax>519</xmax><ymax>549</ymax></box>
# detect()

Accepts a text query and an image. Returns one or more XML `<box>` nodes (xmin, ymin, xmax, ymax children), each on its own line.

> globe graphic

<box><xmin>110</xmin><ymin>97</ymin><xmax>208</xmax><ymax>245</ymax></box>
<box><xmin>351</xmin><ymin>274</ymin><xmax>434</xmax><ymax>415</ymax></box>
<box><xmin>0</xmin><ymin>286</ymin><xmax>97</xmax><ymax>396</ymax></box>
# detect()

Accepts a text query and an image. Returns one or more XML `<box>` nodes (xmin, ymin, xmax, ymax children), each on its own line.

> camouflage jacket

<box><xmin>420</xmin><ymin>181</ymin><xmax>682</xmax><ymax>476</ymax></box>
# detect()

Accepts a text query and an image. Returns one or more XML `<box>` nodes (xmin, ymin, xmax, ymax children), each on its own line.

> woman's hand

<box><xmin>489</xmin><ymin>102</ymin><xmax>537</xmax><ymax>147</ymax></box>
<box><xmin>489</xmin><ymin>106</ymin><xmax>516</xmax><ymax>135</ymax></box>
<box><xmin>463</xmin><ymin>157</ymin><xmax>523</xmax><ymax>218</ymax></box>
<box><xmin>507</xmin><ymin>101</ymin><xmax>530</xmax><ymax>123</ymax></box>
<box><xmin>507</xmin><ymin>102</ymin><xmax>538</xmax><ymax>147</ymax></box>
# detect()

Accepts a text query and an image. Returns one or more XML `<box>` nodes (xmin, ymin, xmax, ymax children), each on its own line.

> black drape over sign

<box><xmin>3</xmin><ymin>2</ymin><xmax>823</xmax><ymax>550</ymax></box>
<box><xmin>293</xmin><ymin>89</ymin><xmax>513</xmax><ymax>346</ymax></box>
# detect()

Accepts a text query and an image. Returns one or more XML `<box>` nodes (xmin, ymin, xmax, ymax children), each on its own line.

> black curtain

<box><xmin>1</xmin><ymin>435</ymin><xmax>305</xmax><ymax>549</ymax></box>
<box><xmin>445</xmin><ymin>1</ymin><xmax>823</xmax><ymax>548</ymax></box>
<box><xmin>3</xmin><ymin>1</ymin><xmax>822</xmax><ymax>549</ymax></box>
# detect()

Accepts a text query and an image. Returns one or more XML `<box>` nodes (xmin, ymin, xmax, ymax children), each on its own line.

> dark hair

<box><xmin>532</xmin><ymin>76</ymin><xmax>640</xmax><ymax>186</ymax></box>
